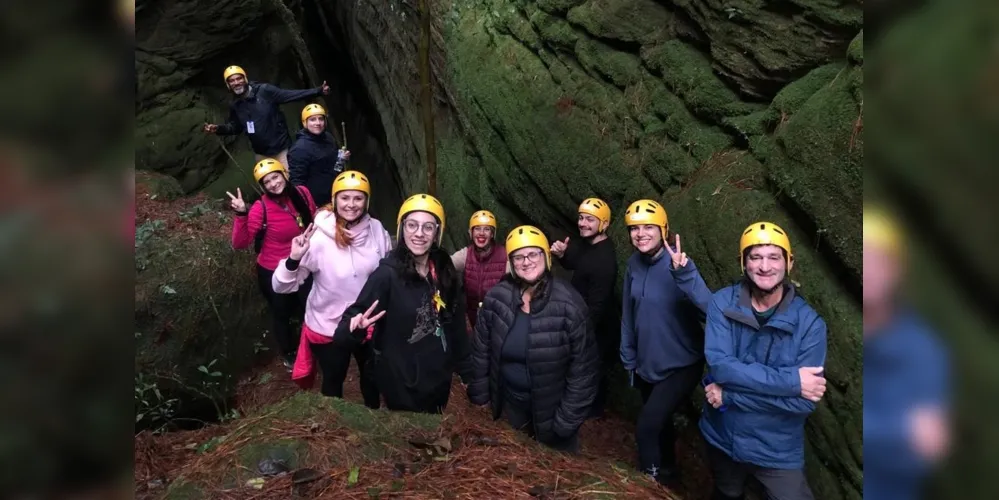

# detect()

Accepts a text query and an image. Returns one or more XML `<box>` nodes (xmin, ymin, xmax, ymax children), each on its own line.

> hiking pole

<box><xmin>215</xmin><ymin>136</ymin><xmax>263</xmax><ymax>196</ymax></box>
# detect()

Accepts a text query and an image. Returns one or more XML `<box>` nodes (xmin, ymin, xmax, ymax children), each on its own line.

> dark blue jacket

<box><xmin>619</xmin><ymin>247</ymin><xmax>713</xmax><ymax>382</ymax></box>
<box><xmin>864</xmin><ymin>310</ymin><xmax>949</xmax><ymax>500</ymax></box>
<box><xmin>288</xmin><ymin>128</ymin><xmax>343</xmax><ymax>207</ymax></box>
<box><xmin>216</xmin><ymin>82</ymin><xmax>323</xmax><ymax>156</ymax></box>
<box><xmin>699</xmin><ymin>282</ymin><xmax>827</xmax><ymax>470</ymax></box>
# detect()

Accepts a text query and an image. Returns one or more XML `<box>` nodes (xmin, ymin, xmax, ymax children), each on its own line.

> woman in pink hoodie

<box><xmin>272</xmin><ymin>170</ymin><xmax>392</xmax><ymax>408</ymax></box>
<box><xmin>229</xmin><ymin>158</ymin><xmax>317</xmax><ymax>368</ymax></box>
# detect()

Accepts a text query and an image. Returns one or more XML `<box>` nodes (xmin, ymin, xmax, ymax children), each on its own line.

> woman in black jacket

<box><xmin>335</xmin><ymin>194</ymin><xmax>473</xmax><ymax>414</ymax></box>
<box><xmin>467</xmin><ymin>225</ymin><xmax>599</xmax><ymax>452</ymax></box>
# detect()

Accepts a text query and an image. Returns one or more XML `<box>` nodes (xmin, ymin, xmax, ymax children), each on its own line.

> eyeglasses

<box><xmin>511</xmin><ymin>250</ymin><xmax>544</xmax><ymax>265</ymax></box>
<box><xmin>403</xmin><ymin>219</ymin><xmax>439</xmax><ymax>235</ymax></box>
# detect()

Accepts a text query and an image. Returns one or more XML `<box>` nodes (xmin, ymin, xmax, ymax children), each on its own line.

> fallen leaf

<box><xmin>430</xmin><ymin>436</ymin><xmax>452</xmax><ymax>452</ymax></box>
<box><xmin>245</xmin><ymin>477</ymin><xmax>265</xmax><ymax>489</ymax></box>
<box><xmin>348</xmin><ymin>465</ymin><xmax>360</xmax><ymax>486</ymax></box>
<box><xmin>712</xmin><ymin>184</ymin><xmax>723</xmax><ymax>196</ymax></box>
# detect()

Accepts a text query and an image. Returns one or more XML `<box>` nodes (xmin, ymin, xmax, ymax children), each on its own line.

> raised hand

<box><xmin>320</xmin><ymin>80</ymin><xmax>330</xmax><ymax>95</ymax></box>
<box><xmin>665</xmin><ymin>234</ymin><xmax>689</xmax><ymax>269</ymax></box>
<box><xmin>550</xmin><ymin>237</ymin><xmax>570</xmax><ymax>258</ymax></box>
<box><xmin>349</xmin><ymin>300</ymin><xmax>386</xmax><ymax>332</ymax></box>
<box><xmin>226</xmin><ymin>188</ymin><xmax>246</xmax><ymax>213</ymax></box>
<box><xmin>289</xmin><ymin>223</ymin><xmax>317</xmax><ymax>260</ymax></box>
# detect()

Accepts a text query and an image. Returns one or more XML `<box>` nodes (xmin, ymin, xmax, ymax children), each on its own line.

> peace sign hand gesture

<box><xmin>350</xmin><ymin>300</ymin><xmax>386</xmax><ymax>332</ymax></box>
<box><xmin>226</xmin><ymin>188</ymin><xmax>246</xmax><ymax>213</ymax></box>
<box><xmin>290</xmin><ymin>223</ymin><xmax>317</xmax><ymax>260</ymax></box>
<box><xmin>665</xmin><ymin>234</ymin><xmax>689</xmax><ymax>269</ymax></box>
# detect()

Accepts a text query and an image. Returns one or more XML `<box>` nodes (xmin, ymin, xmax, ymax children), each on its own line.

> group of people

<box><xmin>206</xmin><ymin>65</ymin><xmax>949</xmax><ymax>500</ymax></box>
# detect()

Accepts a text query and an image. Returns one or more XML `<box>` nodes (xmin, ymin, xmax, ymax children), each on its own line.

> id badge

<box><xmin>246</xmin><ymin>121</ymin><xmax>255</xmax><ymax>134</ymax></box>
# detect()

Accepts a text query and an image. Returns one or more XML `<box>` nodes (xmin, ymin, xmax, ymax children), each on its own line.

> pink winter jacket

<box><xmin>272</xmin><ymin>210</ymin><xmax>393</xmax><ymax>336</ymax></box>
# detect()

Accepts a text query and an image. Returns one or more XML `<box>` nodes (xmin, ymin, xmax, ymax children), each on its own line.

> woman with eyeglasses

<box><xmin>467</xmin><ymin>225</ymin><xmax>599</xmax><ymax>453</ymax></box>
<box><xmin>333</xmin><ymin>194</ymin><xmax>473</xmax><ymax>414</ymax></box>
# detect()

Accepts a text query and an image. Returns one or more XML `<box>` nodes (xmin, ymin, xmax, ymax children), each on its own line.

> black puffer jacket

<box><xmin>467</xmin><ymin>275</ymin><xmax>599</xmax><ymax>442</ymax></box>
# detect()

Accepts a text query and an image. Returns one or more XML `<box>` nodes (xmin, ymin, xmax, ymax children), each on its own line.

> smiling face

<box><xmin>335</xmin><ymin>190</ymin><xmax>366</xmax><ymax>222</ymax></box>
<box><xmin>629</xmin><ymin>224</ymin><xmax>662</xmax><ymax>254</ymax></box>
<box><xmin>470</xmin><ymin>225</ymin><xmax>494</xmax><ymax>249</ymax></box>
<box><xmin>744</xmin><ymin>244</ymin><xmax>790</xmax><ymax>293</ymax></box>
<box><xmin>226</xmin><ymin>73</ymin><xmax>247</xmax><ymax>96</ymax></box>
<box><xmin>261</xmin><ymin>171</ymin><xmax>286</xmax><ymax>195</ymax></box>
<box><xmin>511</xmin><ymin>246</ymin><xmax>545</xmax><ymax>283</ymax></box>
<box><xmin>305</xmin><ymin>114</ymin><xmax>326</xmax><ymax>135</ymax></box>
<box><xmin>577</xmin><ymin>213</ymin><xmax>601</xmax><ymax>238</ymax></box>
<box><xmin>401</xmin><ymin>211</ymin><xmax>439</xmax><ymax>257</ymax></box>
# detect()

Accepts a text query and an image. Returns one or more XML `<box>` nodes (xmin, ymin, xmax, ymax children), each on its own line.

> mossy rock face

<box><xmin>134</xmin><ymin>199</ymin><xmax>267</xmax><ymax>428</ymax></box>
<box><xmin>136</xmin><ymin>170</ymin><xmax>185</xmax><ymax>201</ymax></box>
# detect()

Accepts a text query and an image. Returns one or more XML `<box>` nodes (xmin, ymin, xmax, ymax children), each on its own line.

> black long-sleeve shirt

<box><xmin>216</xmin><ymin>82</ymin><xmax>323</xmax><ymax>156</ymax></box>
<box><xmin>558</xmin><ymin>237</ymin><xmax>619</xmax><ymax>346</ymax></box>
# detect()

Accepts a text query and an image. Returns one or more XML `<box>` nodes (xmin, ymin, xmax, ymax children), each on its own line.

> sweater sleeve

<box><xmin>272</xmin><ymin>240</ymin><xmax>318</xmax><ymax>294</ymax></box>
<box><xmin>619</xmin><ymin>265</ymin><xmax>637</xmax><ymax>371</ymax></box>
<box><xmin>450</xmin><ymin>247</ymin><xmax>467</xmax><ymax>274</ymax></box>
<box><xmin>231</xmin><ymin>200</ymin><xmax>263</xmax><ymax>250</ymax></box>
<box><xmin>671</xmin><ymin>257</ymin><xmax>713</xmax><ymax>317</ymax></box>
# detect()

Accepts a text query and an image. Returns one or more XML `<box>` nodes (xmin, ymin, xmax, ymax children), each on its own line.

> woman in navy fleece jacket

<box><xmin>619</xmin><ymin>199</ymin><xmax>713</xmax><ymax>486</ymax></box>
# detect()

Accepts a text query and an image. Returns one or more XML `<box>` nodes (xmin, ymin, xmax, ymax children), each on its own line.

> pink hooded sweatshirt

<box><xmin>272</xmin><ymin>209</ymin><xmax>392</xmax><ymax>387</ymax></box>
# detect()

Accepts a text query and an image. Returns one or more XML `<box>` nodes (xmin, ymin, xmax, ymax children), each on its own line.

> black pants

<box><xmin>256</xmin><ymin>265</ymin><xmax>311</xmax><ymax>361</ymax></box>
<box><xmin>590</xmin><ymin>336</ymin><xmax>619</xmax><ymax>417</ymax></box>
<box><xmin>504</xmin><ymin>400</ymin><xmax>580</xmax><ymax>453</ymax></box>
<box><xmin>634</xmin><ymin>361</ymin><xmax>704</xmax><ymax>475</ymax></box>
<box><xmin>707</xmin><ymin>444</ymin><xmax>815</xmax><ymax>500</ymax></box>
<box><xmin>309</xmin><ymin>340</ymin><xmax>380</xmax><ymax>408</ymax></box>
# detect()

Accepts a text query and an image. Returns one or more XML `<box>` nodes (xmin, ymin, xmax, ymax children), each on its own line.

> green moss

<box><xmin>136</xmin><ymin>170</ymin><xmax>185</xmax><ymax>201</ymax></box>
<box><xmin>574</xmin><ymin>37</ymin><xmax>642</xmax><ymax>87</ymax></box>
<box><xmin>642</xmin><ymin>41</ymin><xmax>763</xmax><ymax>121</ymax></box>
<box><xmin>163</xmin><ymin>477</ymin><xmax>203</xmax><ymax>500</ymax></box>
<box><xmin>847</xmin><ymin>31</ymin><xmax>863</xmax><ymax>64</ymax></box>
<box><xmin>530</xmin><ymin>10</ymin><xmax>579</xmax><ymax>49</ymax></box>
<box><xmin>770</xmin><ymin>63</ymin><xmax>842</xmax><ymax>120</ymax></box>
<box><xmin>755</xmin><ymin>60</ymin><xmax>863</xmax><ymax>280</ymax></box>
<box><xmin>565</xmin><ymin>0</ymin><xmax>672</xmax><ymax>44</ymax></box>
<box><xmin>536</xmin><ymin>0</ymin><xmax>585</xmax><ymax>15</ymax></box>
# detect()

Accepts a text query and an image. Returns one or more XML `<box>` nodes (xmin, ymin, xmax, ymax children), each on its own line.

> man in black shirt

<box><xmin>550</xmin><ymin>198</ymin><xmax>619</xmax><ymax>418</ymax></box>
<box><xmin>203</xmin><ymin>65</ymin><xmax>330</xmax><ymax>169</ymax></box>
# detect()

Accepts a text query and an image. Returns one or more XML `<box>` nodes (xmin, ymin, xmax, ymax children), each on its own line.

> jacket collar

<box><xmin>502</xmin><ymin>274</ymin><xmax>553</xmax><ymax>315</ymax></box>
<box><xmin>722</xmin><ymin>280</ymin><xmax>797</xmax><ymax>333</ymax></box>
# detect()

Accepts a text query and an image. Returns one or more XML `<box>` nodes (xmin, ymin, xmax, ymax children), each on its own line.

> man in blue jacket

<box><xmin>288</xmin><ymin>103</ymin><xmax>350</xmax><ymax>207</ymax></box>
<box><xmin>203</xmin><ymin>65</ymin><xmax>330</xmax><ymax>168</ymax></box>
<box><xmin>700</xmin><ymin>222</ymin><xmax>827</xmax><ymax>500</ymax></box>
<box><xmin>863</xmin><ymin>206</ymin><xmax>950</xmax><ymax>500</ymax></box>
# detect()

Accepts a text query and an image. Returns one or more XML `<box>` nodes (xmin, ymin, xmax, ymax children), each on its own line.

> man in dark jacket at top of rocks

<box><xmin>288</xmin><ymin>103</ymin><xmax>351</xmax><ymax>207</ymax></box>
<box><xmin>203</xmin><ymin>65</ymin><xmax>330</xmax><ymax>169</ymax></box>
<box><xmin>549</xmin><ymin>197</ymin><xmax>619</xmax><ymax>419</ymax></box>
<box><xmin>468</xmin><ymin>225</ymin><xmax>599</xmax><ymax>453</ymax></box>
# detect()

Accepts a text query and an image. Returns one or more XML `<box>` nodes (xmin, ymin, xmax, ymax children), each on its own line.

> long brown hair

<box><xmin>334</xmin><ymin>215</ymin><xmax>354</xmax><ymax>249</ymax></box>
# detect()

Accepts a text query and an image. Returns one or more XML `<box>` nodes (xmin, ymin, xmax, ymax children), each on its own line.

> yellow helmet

<box><xmin>301</xmin><ymin>103</ymin><xmax>327</xmax><ymax>126</ymax></box>
<box><xmin>331</xmin><ymin>170</ymin><xmax>370</xmax><ymax>209</ymax></box>
<box><xmin>739</xmin><ymin>222</ymin><xmax>793</xmax><ymax>272</ymax></box>
<box><xmin>252</xmin><ymin>158</ymin><xmax>287</xmax><ymax>183</ymax></box>
<box><xmin>579</xmin><ymin>198</ymin><xmax>611</xmax><ymax>232</ymax></box>
<box><xmin>624</xmin><ymin>199</ymin><xmax>668</xmax><ymax>238</ymax></box>
<box><xmin>223</xmin><ymin>65</ymin><xmax>246</xmax><ymax>83</ymax></box>
<box><xmin>469</xmin><ymin>210</ymin><xmax>497</xmax><ymax>231</ymax></box>
<box><xmin>864</xmin><ymin>205</ymin><xmax>905</xmax><ymax>258</ymax></box>
<box><xmin>396</xmin><ymin>193</ymin><xmax>446</xmax><ymax>244</ymax></box>
<box><xmin>506</xmin><ymin>225</ymin><xmax>551</xmax><ymax>269</ymax></box>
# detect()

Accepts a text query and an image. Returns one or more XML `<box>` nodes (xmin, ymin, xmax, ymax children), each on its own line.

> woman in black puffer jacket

<box><xmin>467</xmin><ymin>225</ymin><xmax>599</xmax><ymax>452</ymax></box>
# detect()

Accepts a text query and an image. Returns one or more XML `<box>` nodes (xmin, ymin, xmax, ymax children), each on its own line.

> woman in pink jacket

<box><xmin>272</xmin><ymin>170</ymin><xmax>392</xmax><ymax>408</ymax></box>
<box><xmin>229</xmin><ymin>158</ymin><xmax>317</xmax><ymax>368</ymax></box>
